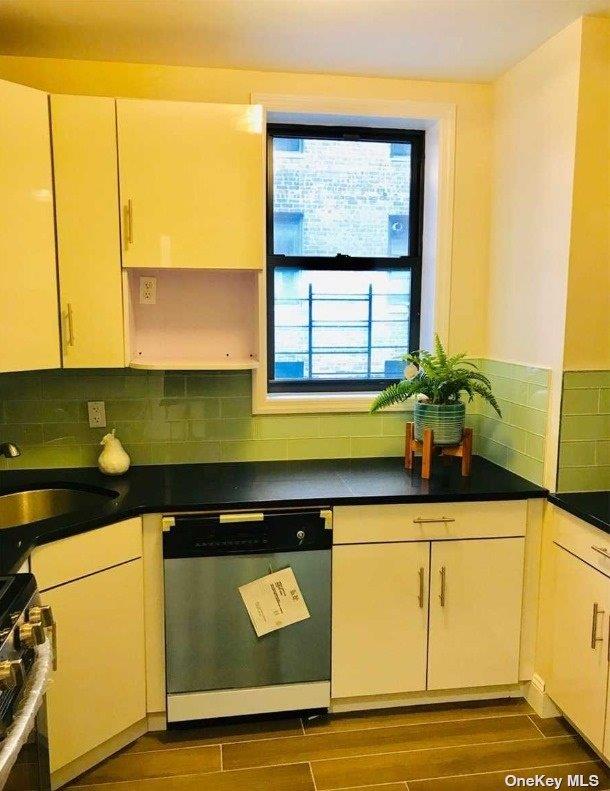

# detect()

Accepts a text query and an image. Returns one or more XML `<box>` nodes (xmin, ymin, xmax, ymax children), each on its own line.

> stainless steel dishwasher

<box><xmin>163</xmin><ymin>508</ymin><xmax>332</xmax><ymax>723</ymax></box>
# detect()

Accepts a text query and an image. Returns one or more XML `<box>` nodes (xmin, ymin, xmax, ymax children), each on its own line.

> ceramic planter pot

<box><xmin>413</xmin><ymin>402</ymin><xmax>466</xmax><ymax>445</ymax></box>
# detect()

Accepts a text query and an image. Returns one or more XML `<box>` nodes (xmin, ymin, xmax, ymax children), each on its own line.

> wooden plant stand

<box><xmin>405</xmin><ymin>422</ymin><xmax>473</xmax><ymax>479</ymax></box>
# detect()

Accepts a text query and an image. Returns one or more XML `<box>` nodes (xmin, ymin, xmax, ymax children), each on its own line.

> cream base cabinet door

<box><xmin>549</xmin><ymin>545</ymin><xmax>610</xmax><ymax>752</ymax></box>
<box><xmin>42</xmin><ymin>559</ymin><xmax>146</xmax><ymax>773</ymax></box>
<box><xmin>332</xmin><ymin>542</ymin><xmax>429</xmax><ymax>698</ymax></box>
<box><xmin>427</xmin><ymin>537</ymin><xmax>525</xmax><ymax>691</ymax></box>
<box><xmin>0</xmin><ymin>79</ymin><xmax>59</xmax><ymax>372</ymax></box>
<box><xmin>51</xmin><ymin>95</ymin><xmax>125</xmax><ymax>368</ymax></box>
<box><xmin>116</xmin><ymin>100</ymin><xmax>263</xmax><ymax>269</ymax></box>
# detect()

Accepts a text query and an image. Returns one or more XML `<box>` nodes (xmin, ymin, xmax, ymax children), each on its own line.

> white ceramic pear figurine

<box><xmin>98</xmin><ymin>429</ymin><xmax>130</xmax><ymax>475</ymax></box>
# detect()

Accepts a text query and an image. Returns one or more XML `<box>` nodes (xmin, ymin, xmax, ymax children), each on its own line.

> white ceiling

<box><xmin>1</xmin><ymin>0</ymin><xmax>609</xmax><ymax>82</ymax></box>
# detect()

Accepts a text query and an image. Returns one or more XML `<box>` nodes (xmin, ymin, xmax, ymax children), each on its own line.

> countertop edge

<box><xmin>548</xmin><ymin>493</ymin><xmax>610</xmax><ymax>533</ymax></box>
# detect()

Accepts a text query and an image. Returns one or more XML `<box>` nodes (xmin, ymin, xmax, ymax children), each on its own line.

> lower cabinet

<box><xmin>31</xmin><ymin>519</ymin><xmax>146</xmax><ymax>777</ymax></box>
<box><xmin>332</xmin><ymin>534</ymin><xmax>526</xmax><ymax>698</ymax></box>
<box><xmin>548</xmin><ymin>543</ymin><xmax>610</xmax><ymax>753</ymax></box>
<box><xmin>332</xmin><ymin>542</ymin><xmax>429</xmax><ymax>698</ymax></box>
<box><xmin>427</xmin><ymin>538</ymin><xmax>525</xmax><ymax>690</ymax></box>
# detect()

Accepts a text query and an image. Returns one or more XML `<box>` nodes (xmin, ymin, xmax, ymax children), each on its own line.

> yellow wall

<box><xmin>0</xmin><ymin>55</ymin><xmax>493</xmax><ymax>357</ymax></box>
<box><xmin>487</xmin><ymin>20</ymin><xmax>583</xmax><ymax>489</ymax></box>
<box><xmin>564</xmin><ymin>16</ymin><xmax>610</xmax><ymax>370</ymax></box>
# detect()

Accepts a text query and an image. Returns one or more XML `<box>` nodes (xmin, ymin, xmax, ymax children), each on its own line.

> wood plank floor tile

<box><xmin>223</xmin><ymin>714</ymin><xmax>540</xmax><ymax>770</ymax></box>
<box><xmin>123</xmin><ymin>717</ymin><xmax>303</xmax><ymax>753</ymax></box>
<box><xmin>69</xmin><ymin>762</ymin><xmax>315</xmax><ymax>791</ymax></box>
<box><xmin>311</xmin><ymin>735</ymin><xmax>595</xmax><ymax>789</ymax></box>
<box><xmin>305</xmin><ymin>699</ymin><xmax>533</xmax><ymax>734</ymax></box>
<box><xmin>528</xmin><ymin>715</ymin><xmax>574</xmax><ymax>738</ymax></box>
<box><xmin>69</xmin><ymin>745</ymin><xmax>220</xmax><ymax>786</ymax></box>
<box><xmin>408</xmin><ymin>760</ymin><xmax>610</xmax><ymax>790</ymax></box>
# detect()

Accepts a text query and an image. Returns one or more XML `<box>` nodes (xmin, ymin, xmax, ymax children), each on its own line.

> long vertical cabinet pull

<box><xmin>591</xmin><ymin>603</ymin><xmax>605</xmax><ymax>649</ymax></box>
<box><xmin>418</xmin><ymin>567</ymin><xmax>425</xmax><ymax>608</ymax></box>
<box><xmin>123</xmin><ymin>199</ymin><xmax>133</xmax><ymax>249</ymax></box>
<box><xmin>439</xmin><ymin>566</ymin><xmax>446</xmax><ymax>607</ymax></box>
<box><xmin>66</xmin><ymin>303</ymin><xmax>75</xmax><ymax>347</ymax></box>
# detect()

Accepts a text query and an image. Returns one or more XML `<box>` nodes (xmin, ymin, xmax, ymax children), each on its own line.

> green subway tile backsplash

<box><xmin>558</xmin><ymin>370</ymin><xmax>610</xmax><ymax>491</ymax></box>
<box><xmin>0</xmin><ymin>361</ymin><xmax>550</xmax><ymax>485</ymax></box>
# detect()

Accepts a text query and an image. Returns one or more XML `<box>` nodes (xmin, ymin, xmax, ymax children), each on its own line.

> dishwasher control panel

<box><xmin>163</xmin><ymin>510</ymin><xmax>332</xmax><ymax>557</ymax></box>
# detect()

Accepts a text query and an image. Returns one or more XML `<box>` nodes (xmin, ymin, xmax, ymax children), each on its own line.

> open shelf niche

<box><xmin>124</xmin><ymin>268</ymin><xmax>259</xmax><ymax>370</ymax></box>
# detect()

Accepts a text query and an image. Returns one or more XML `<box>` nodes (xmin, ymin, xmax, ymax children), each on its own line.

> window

<box><xmin>267</xmin><ymin>124</ymin><xmax>424</xmax><ymax>393</ymax></box>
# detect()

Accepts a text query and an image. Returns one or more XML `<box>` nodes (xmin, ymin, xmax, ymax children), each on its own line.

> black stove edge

<box><xmin>548</xmin><ymin>492</ymin><xmax>610</xmax><ymax>534</ymax></box>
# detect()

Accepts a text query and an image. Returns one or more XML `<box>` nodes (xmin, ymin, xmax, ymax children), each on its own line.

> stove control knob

<box><xmin>18</xmin><ymin>622</ymin><xmax>45</xmax><ymax>648</ymax></box>
<box><xmin>0</xmin><ymin>660</ymin><xmax>24</xmax><ymax>690</ymax></box>
<box><xmin>28</xmin><ymin>605</ymin><xmax>54</xmax><ymax>628</ymax></box>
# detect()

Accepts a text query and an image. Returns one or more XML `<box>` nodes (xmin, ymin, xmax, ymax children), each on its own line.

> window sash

<box><xmin>266</xmin><ymin>123</ymin><xmax>424</xmax><ymax>394</ymax></box>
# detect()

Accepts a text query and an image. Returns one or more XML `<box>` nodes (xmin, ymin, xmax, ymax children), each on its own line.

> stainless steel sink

<box><xmin>0</xmin><ymin>488</ymin><xmax>117</xmax><ymax>530</ymax></box>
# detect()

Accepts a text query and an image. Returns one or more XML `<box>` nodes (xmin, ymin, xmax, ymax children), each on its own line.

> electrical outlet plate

<box><xmin>87</xmin><ymin>401</ymin><xmax>107</xmax><ymax>428</ymax></box>
<box><xmin>139</xmin><ymin>276</ymin><xmax>157</xmax><ymax>305</ymax></box>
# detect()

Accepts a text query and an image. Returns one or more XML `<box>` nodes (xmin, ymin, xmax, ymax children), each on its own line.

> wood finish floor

<box><xmin>67</xmin><ymin>699</ymin><xmax>610</xmax><ymax>790</ymax></box>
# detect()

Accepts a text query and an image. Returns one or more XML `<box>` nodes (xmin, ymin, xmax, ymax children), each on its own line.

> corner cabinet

<box><xmin>548</xmin><ymin>508</ymin><xmax>610</xmax><ymax>757</ymax></box>
<box><xmin>331</xmin><ymin>501</ymin><xmax>527</xmax><ymax>700</ymax></box>
<box><xmin>0</xmin><ymin>80</ymin><xmax>60</xmax><ymax>372</ymax></box>
<box><xmin>51</xmin><ymin>94</ymin><xmax>125</xmax><ymax>368</ymax></box>
<box><xmin>116</xmin><ymin>99</ymin><xmax>264</xmax><ymax>270</ymax></box>
<box><xmin>31</xmin><ymin>519</ymin><xmax>146</xmax><ymax>785</ymax></box>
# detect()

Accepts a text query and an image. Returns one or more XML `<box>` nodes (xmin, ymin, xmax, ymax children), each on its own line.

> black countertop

<box><xmin>548</xmin><ymin>491</ymin><xmax>610</xmax><ymax>533</ymax></box>
<box><xmin>0</xmin><ymin>455</ymin><xmax>547</xmax><ymax>573</ymax></box>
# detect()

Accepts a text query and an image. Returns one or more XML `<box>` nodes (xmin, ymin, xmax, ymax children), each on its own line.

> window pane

<box><xmin>273</xmin><ymin>268</ymin><xmax>411</xmax><ymax>382</ymax></box>
<box><xmin>272</xmin><ymin>137</ymin><xmax>412</xmax><ymax>258</ymax></box>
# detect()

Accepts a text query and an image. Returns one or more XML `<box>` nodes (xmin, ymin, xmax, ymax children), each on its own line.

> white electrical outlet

<box><xmin>87</xmin><ymin>401</ymin><xmax>106</xmax><ymax>428</ymax></box>
<box><xmin>139</xmin><ymin>276</ymin><xmax>157</xmax><ymax>305</ymax></box>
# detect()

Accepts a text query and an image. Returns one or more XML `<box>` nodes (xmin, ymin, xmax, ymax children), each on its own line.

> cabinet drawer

<box><xmin>333</xmin><ymin>501</ymin><xmax>527</xmax><ymax>544</ymax></box>
<box><xmin>553</xmin><ymin>507</ymin><xmax>610</xmax><ymax>577</ymax></box>
<box><xmin>31</xmin><ymin>517</ymin><xmax>142</xmax><ymax>590</ymax></box>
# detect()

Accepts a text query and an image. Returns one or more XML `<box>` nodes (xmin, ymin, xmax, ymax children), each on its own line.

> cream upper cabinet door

<box><xmin>427</xmin><ymin>537</ymin><xmax>525</xmax><ymax>691</ymax></box>
<box><xmin>41</xmin><ymin>558</ymin><xmax>146</xmax><ymax>773</ymax></box>
<box><xmin>51</xmin><ymin>95</ymin><xmax>125</xmax><ymax>367</ymax></box>
<box><xmin>332</xmin><ymin>542</ymin><xmax>429</xmax><ymax>698</ymax></box>
<box><xmin>0</xmin><ymin>79</ymin><xmax>59</xmax><ymax>372</ymax></box>
<box><xmin>116</xmin><ymin>100</ymin><xmax>264</xmax><ymax>269</ymax></box>
<box><xmin>549</xmin><ymin>545</ymin><xmax>610</xmax><ymax>753</ymax></box>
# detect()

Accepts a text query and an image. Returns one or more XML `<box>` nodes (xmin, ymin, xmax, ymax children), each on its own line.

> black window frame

<box><xmin>267</xmin><ymin>123</ymin><xmax>425</xmax><ymax>394</ymax></box>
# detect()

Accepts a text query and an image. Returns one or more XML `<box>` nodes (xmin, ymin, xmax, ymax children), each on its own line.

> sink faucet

<box><xmin>0</xmin><ymin>443</ymin><xmax>21</xmax><ymax>459</ymax></box>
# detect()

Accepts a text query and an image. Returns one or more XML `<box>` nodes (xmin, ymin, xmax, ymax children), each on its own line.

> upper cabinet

<box><xmin>0</xmin><ymin>80</ymin><xmax>60</xmax><ymax>372</ymax></box>
<box><xmin>51</xmin><ymin>94</ymin><xmax>125</xmax><ymax>368</ymax></box>
<box><xmin>116</xmin><ymin>100</ymin><xmax>264</xmax><ymax>270</ymax></box>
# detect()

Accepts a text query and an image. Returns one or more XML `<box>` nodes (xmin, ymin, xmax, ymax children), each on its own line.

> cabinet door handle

<box><xmin>591</xmin><ymin>602</ymin><xmax>605</xmax><ymax>649</ymax></box>
<box><xmin>413</xmin><ymin>517</ymin><xmax>456</xmax><ymax>524</ymax></box>
<box><xmin>592</xmin><ymin>545</ymin><xmax>610</xmax><ymax>558</ymax></box>
<box><xmin>63</xmin><ymin>303</ymin><xmax>75</xmax><ymax>348</ymax></box>
<box><xmin>124</xmin><ymin>199</ymin><xmax>133</xmax><ymax>249</ymax></box>
<box><xmin>418</xmin><ymin>566</ymin><xmax>425</xmax><ymax>608</ymax></box>
<box><xmin>439</xmin><ymin>566</ymin><xmax>446</xmax><ymax>607</ymax></box>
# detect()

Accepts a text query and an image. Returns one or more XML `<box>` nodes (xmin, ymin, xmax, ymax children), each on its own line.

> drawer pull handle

<box><xmin>592</xmin><ymin>545</ymin><xmax>610</xmax><ymax>557</ymax></box>
<box><xmin>418</xmin><ymin>566</ymin><xmax>425</xmax><ymax>608</ymax></box>
<box><xmin>219</xmin><ymin>512</ymin><xmax>264</xmax><ymax>524</ymax></box>
<box><xmin>413</xmin><ymin>517</ymin><xmax>456</xmax><ymax>525</ymax></box>
<box><xmin>591</xmin><ymin>602</ymin><xmax>605</xmax><ymax>649</ymax></box>
<box><xmin>439</xmin><ymin>566</ymin><xmax>446</xmax><ymax>607</ymax></box>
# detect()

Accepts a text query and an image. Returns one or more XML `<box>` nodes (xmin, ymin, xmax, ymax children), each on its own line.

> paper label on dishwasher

<box><xmin>239</xmin><ymin>567</ymin><xmax>310</xmax><ymax>637</ymax></box>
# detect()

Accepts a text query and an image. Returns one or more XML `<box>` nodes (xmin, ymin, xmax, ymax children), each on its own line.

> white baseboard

<box><xmin>51</xmin><ymin>718</ymin><xmax>147</xmax><ymax>790</ymax></box>
<box><xmin>331</xmin><ymin>684</ymin><xmax>524</xmax><ymax>714</ymax></box>
<box><xmin>147</xmin><ymin>711</ymin><xmax>167</xmax><ymax>732</ymax></box>
<box><xmin>525</xmin><ymin>673</ymin><xmax>562</xmax><ymax>718</ymax></box>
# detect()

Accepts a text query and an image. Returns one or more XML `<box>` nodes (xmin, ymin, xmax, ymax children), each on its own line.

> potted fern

<box><xmin>371</xmin><ymin>336</ymin><xmax>502</xmax><ymax>445</ymax></box>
